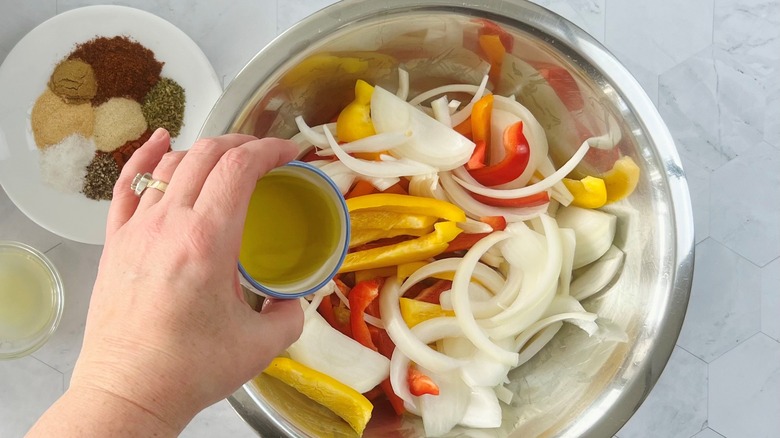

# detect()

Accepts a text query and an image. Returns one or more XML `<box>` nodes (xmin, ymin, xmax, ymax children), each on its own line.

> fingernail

<box><xmin>150</xmin><ymin>127</ymin><xmax>168</xmax><ymax>141</ymax></box>
<box><xmin>261</xmin><ymin>297</ymin><xmax>276</xmax><ymax>313</ymax></box>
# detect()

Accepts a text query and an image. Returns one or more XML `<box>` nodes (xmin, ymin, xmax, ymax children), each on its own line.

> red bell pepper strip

<box><xmin>381</xmin><ymin>379</ymin><xmax>406</xmax><ymax>415</ymax></box>
<box><xmin>408</xmin><ymin>365</ymin><xmax>440</xmax><ymax>396</ymax></box>
<box><xmin>444</xmin><ymin>233</ymin><xmax>492</xmax><ymax>253</ymax></box>
<box><xmin>317</xmin><ymin>296</ymin><xmax>352</xmax><ymax>337</ymax></box>
<box><xmin>466</xmin><ymin>140</ymin><xmax>487</xmax><ymax>170</ymax></box>
<box><xmin>413</xmin><ymin>279</ymin><xmax>452</xmax><ymax>304</ymax></box>
<box><xmin>349</xmin><ymin>278</ymin><xmax>385</xmax><ymax>352</ymax></box>
<box><xmin>470</xmin><ymin>190</ymin><xmax>550</xmax><ymax>208</ymax></box>
<box><xmin>480</xmin><ymin>215</ymin><xmax>507</xmax><ymax>231</ymax></box>
<box><xmin>468</xmin><ymin>121</ymin><xmax>531</xmax><ymax>186</ymax></box>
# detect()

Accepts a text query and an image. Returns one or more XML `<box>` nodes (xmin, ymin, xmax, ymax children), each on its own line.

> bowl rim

<box><xmin>0</xmin><ymin>240</ymin><xmax>65</xmax><ymax>360</ymax></box>
<box><xmin>200</xmin><ymin>0</ymin><xmax>695</xmax><ymax>436</ymax></box>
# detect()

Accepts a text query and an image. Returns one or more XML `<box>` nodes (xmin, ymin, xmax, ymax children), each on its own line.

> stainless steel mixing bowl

<box><xmin>199</xmin><ymin>1</ymin><xmax>695</xmax><ymax>436</ymax></box>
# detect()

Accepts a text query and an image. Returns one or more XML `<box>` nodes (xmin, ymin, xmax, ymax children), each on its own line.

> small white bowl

<box><xmin>0</xmin><ymin>241</ymin><xmax>64</xmax><ymax>360</ymax></box>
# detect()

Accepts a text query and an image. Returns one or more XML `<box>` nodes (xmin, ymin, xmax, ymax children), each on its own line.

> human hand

<box><xmin>70</xmin><ymin>128</ymin><xmax>304</xmax><ymax>432</ymax></box>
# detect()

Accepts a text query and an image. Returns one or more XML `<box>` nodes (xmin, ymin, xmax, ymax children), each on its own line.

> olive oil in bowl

<box><xmin>239</xmin><ymin>161</ymin><xmax>349</xmax><ymax>298</ymax></box>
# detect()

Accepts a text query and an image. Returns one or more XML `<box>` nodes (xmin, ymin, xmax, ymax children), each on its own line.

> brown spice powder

<box><xmin>68</xmin><ymin>36</ymin><xmax>163</xmax><ymax>105</ymax></box>
<box><xmin>112</xmin><ymin>129</ymin><xmax>153</xmax><ymax>169</ymax></box>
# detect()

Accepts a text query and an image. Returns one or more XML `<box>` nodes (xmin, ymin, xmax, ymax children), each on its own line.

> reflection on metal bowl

<box><xmin>199</xmin><ymin>1</ymin><xmax>695</xmax><ymax>436</ymax></box>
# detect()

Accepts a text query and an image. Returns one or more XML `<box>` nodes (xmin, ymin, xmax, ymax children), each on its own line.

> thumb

<box><xmin>247</xmin><ymin>298</ymin><xmax>304</xmax><ymax>367</ymax></box>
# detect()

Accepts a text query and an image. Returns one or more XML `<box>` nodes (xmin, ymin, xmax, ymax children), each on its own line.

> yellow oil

<box><xmin>240</xmin><ymin>171</ymin><xmax>340</xmax><ymax>288</ymax></box>
<box><xmin>0</xmin><ymin>251</ymin><xmax>55</xmax><ymax>341</ymax></box>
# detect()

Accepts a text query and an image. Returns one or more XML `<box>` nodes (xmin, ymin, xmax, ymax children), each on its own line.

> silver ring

<box><xmin>131</xmin><ymin>172</ymin><xmax>169</xmax><ymax>197</ymax></box>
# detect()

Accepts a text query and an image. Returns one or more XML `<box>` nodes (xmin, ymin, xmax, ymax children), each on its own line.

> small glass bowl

<box><xmin>0</xmin><ymin>241</ymin><xmax>64</xmax><ymax>360</ymax></box>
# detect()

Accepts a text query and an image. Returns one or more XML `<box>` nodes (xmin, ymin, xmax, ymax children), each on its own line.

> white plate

<box><xmin>0</xmin><ymin>5</ymin><xmax>223</xmax><ymax>245</ymax></box>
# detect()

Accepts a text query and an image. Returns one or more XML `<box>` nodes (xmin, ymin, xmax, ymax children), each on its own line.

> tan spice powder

<box><xmin>48</xmin><ymin>59</ymin><xmax>97</xmax><ymax>104</ymax></box>
<box><xmin>93</xmin><ymin>97</ymin><xmax>148</xmax><ymax>152</ymax></box>
<box><xmin>31</xmin><ymin>89</ymin><xmax>95</xmax><ymax>149</ymax></box>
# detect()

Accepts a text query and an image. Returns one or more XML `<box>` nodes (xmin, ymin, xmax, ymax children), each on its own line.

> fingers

<box><xmin>193</xmin><ymin>138</ymin><xmax>298</xmax><ymax>250</ymax></box>
<box><xmin>106</xmin><ymin>128</ymin><xmax>171</xmax><ymax>239</ymax></box>
<box><xmin>135</xmin><ymin>151</ymin><xmax>186</xmax><ymax>212</ymax></box>
<box><xmin>164</xmin><ymin>134</ymin><xmax>259</xmax><ymax>206</ymax></box>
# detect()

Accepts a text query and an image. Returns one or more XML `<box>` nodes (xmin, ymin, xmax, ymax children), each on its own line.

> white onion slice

<box><xmin>440</xmin><ymin>171</ymin><xmax>549</xmax><ymax>222</ymax></box>
<box><xmin>431</xmin><ymin>96</ymin><xmax>452</xmax><ymax>126</ymax></box>
<box><xmin>315</xmin><ymin>131</ymin><xmax>410</xmax><ymax>156</ymax></box>
<box><xmin>571</xmin><ymin>245</ymin><xmax>625</xmax><ymax>301</ymax></box>
<box><xmin>294</xmin><ymin>116</ymin><xmax>331</xmax><ymax>148</ymax></box>
<box><xmin>323</xmin><ymin>125</ymin><xmax>437</xmax><ymax>177</ymax></box>
<box><xmin>396</xmin><ymin>68</ymin><xmax>410</xmax><ymax>101</ymax></box>
<box><xmin>515</xmin><ymin>322</ymin><xmax>562</xmax><ymax>367</ymax></box>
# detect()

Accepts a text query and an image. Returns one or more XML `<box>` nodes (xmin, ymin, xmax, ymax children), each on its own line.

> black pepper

<box><xmin>82</xmin><ymin>152</ymin><xmax>120</xmax><ymax>200</ymax></box>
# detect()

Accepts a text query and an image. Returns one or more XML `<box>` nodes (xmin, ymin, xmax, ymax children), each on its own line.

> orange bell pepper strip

<box><xmin>466</xmin><ymin>94</ymin><xmax>494</xmax><ymax>170</ymax></box>
<box><xmin>345</xmin><ymin>180</ymin><xmax>378</xmax><ymax>199</ymax></box>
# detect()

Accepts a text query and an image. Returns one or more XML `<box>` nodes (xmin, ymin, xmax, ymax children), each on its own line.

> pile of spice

<box><xmin>31</xmin><ymin>36</ymin><xmax>186</xmax><ymax>201</ymax></box>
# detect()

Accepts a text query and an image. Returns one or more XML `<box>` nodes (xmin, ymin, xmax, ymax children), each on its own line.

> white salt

<box><xmin>39</xmin><ymin>134</ymin><xmax>96</xmax><ymax>193</ymax></box>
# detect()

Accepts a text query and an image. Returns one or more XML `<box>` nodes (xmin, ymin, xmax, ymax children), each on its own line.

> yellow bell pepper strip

<box><xmin>601</xmin><ymin>155</ymin><xmax>641</xmax><ymax>203</ymax></box>
<box><xmin>466</xmin><ymin>94</ymin><xmax>494</xmax><ymax>170</ymax></box>
<box><xmin>350</xmin><ymin>210</ymin><xmax>439</xmax><ymax>231</ymax></box>
<box><xmin>350</xmin><ymin>227</ymin><xmax>433</xmax><ymax>248</ymax></box>
<box><xmin>263</xmin><ymin>357</ymin><xmax>373</xmax><ymax>436</ymax></box>
<box><xmin>337</xmin><ymin>79</ymin><xmax>377</xmax><ymax>142</ymax></box>
<box><xmin>468</xmin><ymin>121</ymin><xmax>531</xmax><ymax>186</ymax></box>
<box><xmin>281</xmin><ymin>54</ymin><xmax>369</xmax><ymax>87</ymax></box>
<box><xmin>347</xmin><ymin>193</ymin><xmax>467</xmax><ymax>223</ymax></box>
<box><xmin>562</xmin><ymin>175</ymin><xmax>608</xmax><ymax>209</ymax></box>
<box><xmin>400</xmin><ymin>297</ymin><xmax>455</xmax><ymax>328</ymax></box>
<box><xmin>339</xmin><ymin>221</ymin><xmax>462</xmax><ymax>273</ymax></box>
<box><xmin>355</xmin><ymin>266</ymin><xmax>397</xmax><ymax>283</ymax></box>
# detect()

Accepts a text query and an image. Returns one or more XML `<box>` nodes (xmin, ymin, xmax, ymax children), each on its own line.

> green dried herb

<box><xmin>142</xmin><ymin>77</ymin><xmax>186</xmax><ymax>137</ymax></box>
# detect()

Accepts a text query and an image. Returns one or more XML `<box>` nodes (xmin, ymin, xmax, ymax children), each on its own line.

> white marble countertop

<box><xmin>1</xmin><ymin>1</ymin><xmax>778</xmax><ymax>437</ymax></box>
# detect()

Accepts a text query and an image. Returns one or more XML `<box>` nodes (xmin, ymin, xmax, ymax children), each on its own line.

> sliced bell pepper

<box><xmin>350</xmin><ymin>228</ymin><xmax>434</xmax><ymax>248</ymax></box>
<box><xmin>347</xmin><ymin>194</ymin><xmax>466</xmax><ymax>223</ymax></box>
<box><xmin>354</xmin><ymin>266</ymin><xmax>397</xmax><ymax>284</ymax></box>
<box><xmin>350</xmin><ymin>210</ymin><xmax>439</xmax><ymax>231</ymax></box>
<box><xmin>337</xmin><ymin>79</ymin><xmax>377</xmax><ymax>142</ymax></box>
<box><xmin>465</xmin><ymin>94</ymin><xmax>495</xmax><ymax>171</ymax></box>
<box><xmin>601</xmin><ymin>155</ymin><xmax>640</xmax><ymax>203</ymax></box>
<box><xmin>398</xmin><ymin>296</ymin><xmax>455</xmax><ymax>328</ymax></box>
<box><xmin>444</xmin><ymin>232</ymin><xmax>492</xmax><ymax>253</ymax></box>
<box><xmin>349</xmin><ymin>278</ymin><xmax>384</xmax><ymax>352</ymax></box>
<box><xmin>381</xmin><ymin>378</ymin><xmax>405</xmax><ymax>415</ymax></box>
<box><xmin>470</xmin><ymin>191</ymin><xmax>550</xmax><ymax>208</ymax></box>
<box><xmin>480</xmin><ymin>215</ymin><xmax>507</xmax><ymax>231</ymax></box>
<box><xmin>562</xmin><ymin>175</ymin><xmax>607</xmax><ymax>209</ymax></box>
<box><xmin>318</xmin><ymin>296</ymin><xmax>351</xmax><ymax>337</ymax></box>
<box><xmin>476</xmin><ymin>18</ymin><xmax>514</xmax><ymax>53</ymax></box>
<box><xmin>339</xmin><ymin>222</ymin><xmax>462</xmax><ymax>273</ymax></box>
<box><xmin>407</xmin><ymin>280</ymin><xmax>453</xmax><ymax>306</ymax></box>
<box><xmin>381</xmin><ymin>181</ymin><xmax>408</xmax><ymax>195</ymax></box>
<box><xmin>468</xmin><ymin>121</ymin><xmax>530</xmax><ymax>186</ymax></box>
<box><xmin>478</xmin><ymin>34</ymin><xmax>506</xmax><ymax>87</ymax></box>
<box><xmin>408</xmin><ymin>365</ymin><xmax>440</xmax><ymax>396</ymax></box>
<box><xmin>345</xmin><ymin>180</ymin><xmax>378</xmax><ymax>199</ymax></box>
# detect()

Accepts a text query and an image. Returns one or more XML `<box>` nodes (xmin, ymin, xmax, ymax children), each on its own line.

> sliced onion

<box><xmin>494</xmin><ymin>384</ymin><xmax>514</xmax><ymax>405</ymax></box>
<box><xmin>557</xmin><ymin>228</ymin><xmax>576</xmax><ymax>296</ymax></box>
<box><xmin>419</xmin><ymin>366</ymin><xmax>470</xmax><ymax>437</ymax></box>
<box><xmin>371</xmin><ymin>86</ymin><xmax>475</xmax><ymax>170</ymax></box>
<box><xmin>450</xmin><ymin>231</ymin><xmax>520</xmax><ymax>366</ymax></box>
<box><xmin>408</xmin><ymin>75</ymin><xmax>487</xmax><ymax>107</ymax></box>
<box><xmin>543</xmin><ymin>294</ymin><xmax>599</xmax><ymax>336</ymax></box>
<box><xmin>535</xmin><ymin>156</ymin><xmax>574</xmax><ymax>206</ymax></box>
<box><xmin>490</xmin><ymin>96</ymin><xmax>550</xmax><ymax>188</ymax></box>
<box><xmin>431</xmin><ymin>96</ymin><xmax>452</xmax><ymax>126</ymax></box>
<box><xmin>315</xmin><ymin>131</ymin><xmax>410</xmax><ymax>156</ymax></box>
<box><xmin>440</xmin><ymin>171</ymin><xmax>549</xmax><ymax>222</ymax></box>
<box><xmin>303</xmin><ymin>280</ymin><xmax>336</xmax><ymax>320</ymax></box>
<box><xmin>457</xmin><ymin>218</ymin><xmax>494</xmax><ymax>234</ymax></box>
<box><xmin>459</xmin><ymin>386</ymin><xmax>502</xmax><ymax>429</ymax></box>
<box><xmin>451</xmin><ymin>138</ymin><xmax>590</xmax><ymax>199</ymax></box>
<box><xmin>409</xmin><ymin>174</ymin><xmax>448</xmax><ymax>201</ymax></box>
<box><xmin>396</xmin><ymin>68</ymin><xmax>410</xmax><ymax>101</ymax></box>
<box><xmin>294</xmin><ymin>116</ymin><xmax>332</xmax><ymax>148</ymax></box>
<box><xmin>380</xmin><ymin>278</ymin><xmax>465</xmax><ymax>373</ymax></box>
<box><xmin>400</xmin><ymin>258</ymin><xmax>505</xmax><ymax>296</ymax></box>
<box><xmin>511</xmin><ymin>312</ymin><xmax>597</xmax><ymax>353</ymax></box>
<box><xmin>571</xmin><ymin>245</ymin><xmax>625</xmax><ymax>301</ymax></box>
<box><xmin>323</xmin><ymin>125</ymin><xmax>437</xmax><ymax>177</ymax></box>
<box><xmin>515</xmin><ymin>322</ymin><xmax>562</xmax><ymax>367</ymax></box>
<box><xmin>555</xmin><ymin>205</ymin><xmax>617</xmax><ymax>269</ymax></box>
<box><xmin>357</xmin><ymin>175</ymin><xmax>400</xmax><ymax>191</ymax></box>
